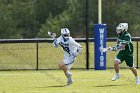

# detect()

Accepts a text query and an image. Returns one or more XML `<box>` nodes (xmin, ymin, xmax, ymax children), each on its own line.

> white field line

<box><xmin>0</xmin><ymin>72</ymin><xmax>63</xmax><ymax>75</ymax></box>
<box><xmin>24</xmin><ymin>89</ymin><xmax>118</xmax><ymax>93</ymax></box>
<box><xmin>0</xmin><ymin>73</ymin><xmax>23</xmax><ymax>76</ymax></box>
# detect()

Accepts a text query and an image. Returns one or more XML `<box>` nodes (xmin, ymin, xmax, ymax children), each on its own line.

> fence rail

<box><xmin>0</xmin><ymin>37</ymin><xmax>139</xmax><ymax>70</ymax></box>
<box><xmin>0</xmin><ymin>37</ymin><xmax>140</xmax><ymax>43</ymax></box>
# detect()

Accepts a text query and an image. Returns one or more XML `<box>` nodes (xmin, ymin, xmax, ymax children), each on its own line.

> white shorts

<box><xmin>63</xmin><ymin>56</ymin><xmax>76</xmax><ymax>70</ymax></box>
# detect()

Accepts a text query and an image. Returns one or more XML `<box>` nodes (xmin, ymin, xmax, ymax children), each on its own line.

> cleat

<box><xmin>136</xmin><ymin>79</ymin><xmax>140</xmax><ymax>85</ymax></box>
<box><xmin>112</xmin><ymin>74</ymin><xmax>120</xmax><ymax>81</ymax></box>
<box><xmin>66</xmin><ymin>73</ymin><xmax>73</xmax><ymax>85</ymax></box>
<box><xmin>67</xmin><ymin>80</ymin><xmax>73</xmax><ymax>85</ymax></box>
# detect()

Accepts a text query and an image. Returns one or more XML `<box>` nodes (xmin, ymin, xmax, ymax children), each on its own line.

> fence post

<box><xmin>36</xmin><ymin>42</ymin><xmax>39</xmax><ymax>70</ymax></box>
<box><xmin>136</xmin><ymin>41</ymin><xmax>139</xmax><ymax>69</ymax></box>
<box><xmin>86</xmin><ymin>0</ymin><xmax>89</xmax><ymax>69</ymax></box>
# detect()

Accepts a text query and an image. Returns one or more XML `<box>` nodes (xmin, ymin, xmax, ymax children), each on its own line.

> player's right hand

<box><xmin>108</xmin><ymin>46</ymin><xmax>118</xmax><ymax>52</ymax></box>
<box><xmin>107</xmin><ymin>47</ymin><xmax>113</xmax><ymax>52</ymax></box>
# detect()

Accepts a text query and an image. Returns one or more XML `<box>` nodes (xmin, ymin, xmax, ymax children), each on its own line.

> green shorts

<box><xmin>116</xmin><ymin>52</ymin><xmax>134</xmax><ymax>67</ymax></box>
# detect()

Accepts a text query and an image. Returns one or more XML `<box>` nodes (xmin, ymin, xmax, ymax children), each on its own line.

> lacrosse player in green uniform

<box><xmin>108</xmin><ymin>23</ymin><xmax>140</xmax><ymax>85</ymax></box>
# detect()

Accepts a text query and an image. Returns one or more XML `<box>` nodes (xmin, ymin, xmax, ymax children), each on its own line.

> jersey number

<box><xmin>64</xmin><ymin>46</ymin><xmax>70</xmax><ymax>54</ymax></box>
<box><xmin>59</xmin><ymin>43</ymin><xmax>70</xmax><ymax>54</ymax></box>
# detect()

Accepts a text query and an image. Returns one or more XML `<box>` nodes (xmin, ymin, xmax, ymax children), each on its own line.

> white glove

<box><xmin>70</xmin><ymin>52</ymin><xmax>77</xmax><ymax>59</ymax></box>
<box><xmin>108</xmin><ymin>46</ymin><xmax>118</xmax><ymax>52</ymax></box>
<box><xmin>107</xmin><ymin>47</ymin><xmax>113</xmax><ymax>52</ymax></box>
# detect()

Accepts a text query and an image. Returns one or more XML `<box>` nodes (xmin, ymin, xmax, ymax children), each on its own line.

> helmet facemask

<box><xmin>62</xmin><ymin>33</ymin><xmax>70</xmax><ymax>40</ymax></box>
<box><xmin>61</xmin><ymin>28</ymin><xmax>70</xmax><ymax>40</ymax></box>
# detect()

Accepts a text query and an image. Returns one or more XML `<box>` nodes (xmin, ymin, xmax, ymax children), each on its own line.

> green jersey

<box><xmin>117</xmin><ymin>31</ymin><xmax>133</xmax><ymax>56</ymax></box>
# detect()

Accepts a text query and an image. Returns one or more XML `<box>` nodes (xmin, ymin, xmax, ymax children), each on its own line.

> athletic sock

<box><xmin>116</xmin><ymin>73</ymin><xmax>120</xmax><ymax>76</ymax></box>
<box><xmin>66</xmin><ymin>70</ymin><xmax>71</xmax><ymax>76</ymax></box>
<box><xmin>136</xmin><ymin>76</ymin><xmax>139</xmax><ymax>80</ymax></box>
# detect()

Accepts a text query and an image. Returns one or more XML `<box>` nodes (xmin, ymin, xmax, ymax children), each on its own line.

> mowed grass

<box><xmin>0</xmin><ymin>42</ymin><xmax>140</xmax><ymax>93</ymax></box>
<box><xmin>0</xmin><ymin>69</ymin><xmax>140</xmax><ymax>93</ymax></box>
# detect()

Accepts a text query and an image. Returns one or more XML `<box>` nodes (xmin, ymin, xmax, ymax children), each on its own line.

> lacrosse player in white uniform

<box><xmin>53</xmin><ymin>28</ymin><xmax>82</xmax><ymax>85</ymax></box>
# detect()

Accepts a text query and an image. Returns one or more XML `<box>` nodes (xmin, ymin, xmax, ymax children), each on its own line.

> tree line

<box><xmin>0</xmin><ymin>0</ymin><xmax>139</xmax><ymax>39</ymax></box>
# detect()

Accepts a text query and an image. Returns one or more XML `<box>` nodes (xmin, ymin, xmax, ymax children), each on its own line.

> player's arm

<box><xmin>47</xmin><ymin>31</ymin><xmax>60</xmax><ymax>48</ymax></box>
<box><xmin>117</xmin><ymin>35</ymin><xmax>131</xmax><ymax>50</ymax></box>
<box><xmin>74</xmin><ymin>45</ymin><xmax>82</xmax><ymax>56</ymax></box>
<box><xmin>108</xmin><ymin>36</ymin><xmax>130</xmax><ymax>51</ymax></box>
<box><xmin>100</xmin><ymin>44</ymin><xmax>125</xmax><ymax>52</ymax></box>
<box><xmin>70</xmin><ymin>38</ymin><xmax>82</xmax><ymax>56</ymax></box>
<box><xmin>53</xmin><ymin>37</ymin><xmax>60</xmax><ymax>48</ymax></box>
<box><xmin>100</xmin><ymin>38</ymin><xmax>130</xmax><ymax>52</ymax></box>
<box><xmin>109</xmin><ymin>44</ymin><xmax>126</xmax><ymax>52</ymax></box>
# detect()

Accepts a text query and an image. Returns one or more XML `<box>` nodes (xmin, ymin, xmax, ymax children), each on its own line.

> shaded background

<box><xmin>0</xmin><ymin>0</ymin><xmax>140</xmax><ymax>70</ymax></box>
<box><xmin>0</xmin><ymin>0</ymin><xmax>140</xmax><ymax>39</ymax></box>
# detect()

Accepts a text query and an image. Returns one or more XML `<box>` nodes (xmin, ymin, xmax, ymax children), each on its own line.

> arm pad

<box><xmin>109</xmin><ymin>44</ymin><xmax>125</xmax><ymax>51</ymax></box>
<box><xmin>53</xmin><ymin>39</ymin><xmax>59</xmax><ymax>48</ymax></box>
<box><xmin>74</xmin><ymin>46</ymin><xmax>82</xmax><ymax>56</ymax></box>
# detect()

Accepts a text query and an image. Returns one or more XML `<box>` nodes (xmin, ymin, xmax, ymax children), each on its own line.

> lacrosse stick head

<box><xmin>48</xmin><ymin>31</ymin><xmax>56</xmax><ymax>39</ymax></box>
<box><xmin>99</xmin><ymin>47</ymin><xmax>108</xmax><ymax>52</ymax></box>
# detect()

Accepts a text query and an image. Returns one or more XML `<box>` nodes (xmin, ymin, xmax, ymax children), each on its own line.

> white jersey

<box><xmin>53</xmin><ymin>36</ymin><xmax>81</xmax><ymax>57</ymax></box>
<box><xmin>53</xmin><ymin>36</ymin><xmax>82</xmax><ymax>69</ymax></box>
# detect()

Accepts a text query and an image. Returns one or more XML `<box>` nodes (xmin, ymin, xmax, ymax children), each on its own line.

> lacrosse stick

<box><xmin>100</xmin><ymin>47</ymin><xmax>108</xmax><ymax>52</ymax></box>
<box><xmin>100</xmin><ymin>47</ymin><xmax>112</xmax><ymax>52</ymax></box>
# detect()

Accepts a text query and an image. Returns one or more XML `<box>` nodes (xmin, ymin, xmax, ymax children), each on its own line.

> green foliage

<box><xmin>0</xmin><ymin>0</ymin><xmax>18</xmax><ymax>38</ymax></box>
<box><xmin>0</xmin><ymin>0</ymin><xmax>39</xmax><ymax>38</ymax></box>
<box><xmin>35</xmin><ymin>0</ymin><xmax>68</xmax><ymax>24</ymax></box>
<box><xmin>0</xmin><ymin>0</ymin><xmax>140</xmax><ymax>38</ymax></box>
<box><xmin>38</xmin><ymin>0</ymin><xmax>86</xmax><ymax>38</ymax></box>
<box><xmin>38</xmin><ymin>11</ymin><xmax>71</xmax><ymax>37</ymax></box>
<box><xmin>102</xmin><ymin>0</ymin><xmax>140</xmax><ymax>37</ymax></box>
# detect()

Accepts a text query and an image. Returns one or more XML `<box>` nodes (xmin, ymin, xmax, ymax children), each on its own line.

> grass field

<box><xmin>0</xmin><ymin>42</ymin><xmax>140</xmax><ymax>93</ymax></box>
<box><xmin>0</xmin><ymin>69</ymin><xmax>140</xmax><ymax>93</ymax></box>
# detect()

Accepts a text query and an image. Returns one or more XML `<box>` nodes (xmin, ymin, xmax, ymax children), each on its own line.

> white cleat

<box><xmin>136</xmin><ymin>79</ymin><xmax>140</xmax><ymax>85</ymax></box>
<box><xmin>66</xmin><ymin>73</ymin><xmax>73</xmax><ymax>85</ymax></box>
<box><xmin>112</xmin><ymin>74</ymin><xmax>120</xmax><ymax>81</ymax></box>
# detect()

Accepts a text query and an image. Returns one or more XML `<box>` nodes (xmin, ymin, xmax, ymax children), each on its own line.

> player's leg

<box><xmin>114</xmin><ymin>59</ymin><xmax>120</xmax><ymax>73</ymax></box>
<box><xmin>58</xmin><ymin>60</ymin><xmax>74</xmax><ymax>85</ymax></box>
<box><xmin>65</xmin><ymin>63</ymin><xmax>73</xmax><ymax>85</ymax></box>
<box><xmin>130</xmin><ymin>67</ymin><xmax>138</xmax><ymax>77</ymax></box>
<box><xmin>112</xmin><ymin>58</ymin><xmax>121</xmax><ymax>81</ymax></box>
<box><xmin>130</xmin><ymin>67</ymin><xmax>140</xmax><ymax>85</ymax></box>
<box><xmin>112</xmin><ymin>53</ymin><xmax>123</xmax><ymax>81</ymax></box>
<box><xmin>58</xmin><ymin>61</ymin><xmax>71</xmax><ymax>76</ymax></box>
<box><xmin>125</xmin><ymin>56</ymin><xmax>140</xmax><ymax>85</ymax></box>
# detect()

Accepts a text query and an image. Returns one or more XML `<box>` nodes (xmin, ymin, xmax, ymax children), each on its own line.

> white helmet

<box><xmin>61</xmin><ymin>28</ymin><xmax>70</xmax><ymax>40</ymax></box>
<box><xmin>116</xmin><ymin>23</ymin><xmax>128</xmax><ymax>34</ymax></box>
